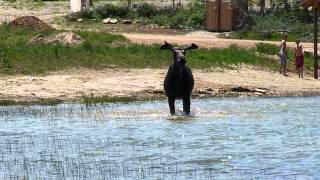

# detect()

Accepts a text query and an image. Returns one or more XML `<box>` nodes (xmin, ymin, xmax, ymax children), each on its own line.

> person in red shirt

<box><xmin>295</xmin><ymin>39</ymin><xmax>304</xmax><ymax>78</ymax></box>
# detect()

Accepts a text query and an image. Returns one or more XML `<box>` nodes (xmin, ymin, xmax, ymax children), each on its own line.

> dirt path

<box><xmin>122</xmin><ymin>33</ymin><xmax>316</xmax><ymax>50</ymax></box>
<box><xmin>1</xmin><ymin>68</ymin><xmax>320</xmax><ymax>103</ymax></box>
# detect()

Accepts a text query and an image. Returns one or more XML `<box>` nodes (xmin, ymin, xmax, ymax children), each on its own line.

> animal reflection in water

<box><xmin>160</xmin><ymin>41</ymin><xmax>199</xmax><ymax>116</ymax></box>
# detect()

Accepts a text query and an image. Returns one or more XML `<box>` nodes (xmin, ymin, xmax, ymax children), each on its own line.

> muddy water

<box><xmin>0</xmin><ymin>97</ymin><xmax>319</xmax><ymax>179</ymax></box>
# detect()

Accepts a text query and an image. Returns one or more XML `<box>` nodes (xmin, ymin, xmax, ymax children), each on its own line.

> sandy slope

<box><xmin>1</xmin><ymin>68</ymin><xmax>320</xmax><ymax>103</ymax></box>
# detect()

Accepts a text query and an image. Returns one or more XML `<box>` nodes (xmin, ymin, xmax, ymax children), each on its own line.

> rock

<box><xmin>224</xmin><ymin>32</ymin><xmax>231</xmax><ymax>39</ymax></box>
<box><xmin>103</xmin><ymin>18</ymin><xmax>118</xmax><ymax>24</ymax></box>
<box><xmin>77</xmin><ymin>18</ymin><xmax>83</xmax><ymax>22</ymax></box>
<box><xmin>255</xmin><ymin>92</ymin><xmax>264</xmax><ymax>96</ymax></box>
<box><xmin>230</xmin><ymin>87</ymin><xmax>252</xmax><ymax>93</ymax></box>
<box><xmin>30</xmin><ymin>34</ymin><xmax>44</xmax><ymax>42</ymax></box>
<box><xmin>102</xmin><ymin>18</ymin><xmax>112</xmax><ymax>24</ymax></box>
<box><xmin>30</xmin><ymin>32</ymin><xmax>84</xmax><ymax>45</ymax></box>
<box><xmin>205</xmin><ymin>88</ymin><xmax>215</xmax><ymax>92</ymax></box>
<box><xmin>110</xmin><ymin>19</ymin><xmax>118</xmax><ymax>24</ymax></box>
<box><xmin>152</xmin><ymin>90</ymin><xmax>164</xmax><ymax>94</ymax></box>
<box><xmin>196</xmin><ymin>89</ymin><xmax>210</xmax><ymax>95</ymax></box>
<box><xmin>122</xmin><ymin>20</ymin><xmax>132</xmax><ymax>24</ymax></box>
<box><xmin>255</xmin><ymin>88</ymin><xmax>267</xmax><ymax>94</ymax></box>
<box><xmin>133</xmin><ymin>19</ymin><xmax>143</xmax><ymax>24</ymax></box>
<box><xmin>109</xmin><ymin>64</ymin><xmax>117</xmax><ymax>68</ymax></box>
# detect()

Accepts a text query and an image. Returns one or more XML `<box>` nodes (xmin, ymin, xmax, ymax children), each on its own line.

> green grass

<box><xmin>81</xmin><ymin>93</ymin><xmax>164</xmax><ymax>105</ymax></box>
<box><xmin>235</xmin><ymin>31</ymin><xmax>298</xmax><ymax>42</ymax></box>
<box><xmin>0</xmin><ymin>24</ymin><xmax>292</xmax><ymax>75</ymax></box>
<box><xmin>256</xmin><ymin>43</ymin><xmax>279</xmax><ymax>55</ymax></box>
<box><xmin>0</xmin><ymin>99</ymin><xmax>63</xmax><ymax>106</ymax></box>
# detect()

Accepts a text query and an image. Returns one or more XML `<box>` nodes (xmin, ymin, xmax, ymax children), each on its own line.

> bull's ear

<box><xmin>186</xmin><ymin>43</ymin><xmax>199</xmax><ymax>51</ymax></box>
<box><xmin>160</xmin><ymin>41</ymin><xmax>174</xmax><ymax>50</ymax></box>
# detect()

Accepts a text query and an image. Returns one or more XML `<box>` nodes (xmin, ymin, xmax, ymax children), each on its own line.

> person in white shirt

<box><xmin>279</xmin><ymin>34</ymin><xmax>288</xmax><ymax>76</ymax></box>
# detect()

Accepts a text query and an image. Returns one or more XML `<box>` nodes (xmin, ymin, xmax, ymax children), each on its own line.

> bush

<box><xmin>168</xmin><ymin>13</ymin><xmax>186</xmax><ymax>29</ymax></box>
<box><xmin>165</xmin><ymin>2</ymin><xmax>206</xmax><ymax>29</ymax></box>
<box><xmin>65</xmin><ymin>10</ymin><xmax>94</xmax><ymax>21</ymax></box>
<box><xmin>136</xmin><ymin>3</ymin><xmax>157</xmax><ymax>18</ymax></box>
<box><xmin>94</xmin><ymin>4</ymin><xmax>130</xmax><ymax>19</ymax></box>
<box><xmin>157</xmin><ymin>6</ymin><xmax>176</xmax><ymax>16</ymax></box>
<box><xmin>70</xmin><ymin>2</ymin><xmax>206</xmax><ymax>29</ymax></box>
<box><xmin>235</xmin><ymin>5</ymin><xmax>312</xmax><ymax>41</ymax></box>
<box><xmin>151</xmin><ymin>15</ymin><xmax>168</xmax><ymax>26</ymax></box>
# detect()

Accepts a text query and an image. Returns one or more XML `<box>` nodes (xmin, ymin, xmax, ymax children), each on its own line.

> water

<box><xmin>0</xmin><ymin>97</ymin><xmax>319</xmax><ymax>179</ymax></box>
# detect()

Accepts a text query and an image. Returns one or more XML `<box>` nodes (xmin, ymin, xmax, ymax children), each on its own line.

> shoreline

<box><xmin>1</xmin><ymin>90</ymin><xmax>320</xmax><ymax>106</ymax></box>
<box><xmin>1</xmin><ymin>68</ymin><xmax>320</xmax><ymax>105</ymax></box>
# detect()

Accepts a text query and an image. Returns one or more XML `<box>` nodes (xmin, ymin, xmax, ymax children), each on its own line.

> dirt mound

<box><xmin>9</xmin><ymin>16</ymin><xmax>53</xmax><ymax>31</ymax></box>
<box><xmin>30</xmin><ymin>32</ymin><xmax>84</xmax><ymax>45</ymax></box>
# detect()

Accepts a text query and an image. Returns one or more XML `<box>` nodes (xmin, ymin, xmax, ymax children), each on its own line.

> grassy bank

<box><xmin>0</xmin><ymin>24</ymin><xmax>311</xmax><ymax>75</ymax></box>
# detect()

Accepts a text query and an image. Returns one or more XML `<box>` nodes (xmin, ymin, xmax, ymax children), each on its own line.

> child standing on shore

<box><xmin>279</xmin><ymin>34</ymin><xmax>288</xmax><ymax>76</ymax></box>
<box><xmin>295</xmin><ymin>39</ymin><xmax>304</xmax><ymax>78</ymax></box>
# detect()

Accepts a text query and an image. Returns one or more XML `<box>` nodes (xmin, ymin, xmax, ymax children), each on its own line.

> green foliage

<box><xmin>188</xmin><ymin>44</ymin><xmax>277</xmax><ymax>70</ymax></box>
<box><xmin>233</xmin><ymin>1</ymin><xmax>313</xmax><ymax>41</ymax></box>
<box><xmin>94</xmin><ymin>3</ymin><xmax>131</xmax><ymax>19</ymax></box>
<box><xmin>0</xmin><ymin>25</ymin><xmax>286</xmax><ymax>75</ymax></box>
<box><xmin>136</xmin><ymin>3</ymin><xmax>157</xmax><ymax>18</ymax></box>
<box><xmin>81</xmin><ymin>93</ymin><xmax>157</xmax><ymax>105</ymax></box>
<box><xmin>0</xmin><ymin>44</ymin><xmax>12</xmax><ymax>74</ymax></box>
<box><xmin>150</xmin><ymin>2</ymin><xmax>206</xmax><ymax>29</ymax></box>
<box><xmin>256</xmin><ymin>43</ymin><xmax>279</xmax><ymax>55</ymax></box>
<box><xmin>71</xmin><ymin>2</ymin><xmax>206</xmax><ymax>29</ymax></box>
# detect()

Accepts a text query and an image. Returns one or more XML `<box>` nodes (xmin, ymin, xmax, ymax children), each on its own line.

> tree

<box><xmin>259</xmin><ymin>0</ymin><xmax>265</xmax><ymax>15</ymax></box>
<box><xmin>172</xmin><ymin>0</ymin><xmax>176</xmax><ymax>9</ymax></box>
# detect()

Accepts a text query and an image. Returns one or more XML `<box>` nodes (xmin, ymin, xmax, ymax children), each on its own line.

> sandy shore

<box><xmin>1</xmin><ymin>68</ymin><xmax>320</xmax><ymax>104</ymax></box>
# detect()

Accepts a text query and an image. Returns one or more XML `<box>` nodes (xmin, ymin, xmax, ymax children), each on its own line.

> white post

<box><xmin>70</xmin><ymin>0</ymin><xmax>82</xmax><ymax>13</ymax></box>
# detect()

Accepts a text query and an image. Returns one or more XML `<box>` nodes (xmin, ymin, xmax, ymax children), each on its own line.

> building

<box><xmin>206</xmin><ymin>0</ymin><xmax>246</xmax><ymax>32</ymax></box>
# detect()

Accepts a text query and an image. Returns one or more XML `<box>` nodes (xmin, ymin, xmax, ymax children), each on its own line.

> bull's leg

<box><xmin>183</xmin><ymin>96</ymin><xmax>191</xmax><ymax>115</ymax></box>
<box><xmin>168</xmin><ymin>97</ymin><xmax>175</xmax><ymax>116</ymax></box>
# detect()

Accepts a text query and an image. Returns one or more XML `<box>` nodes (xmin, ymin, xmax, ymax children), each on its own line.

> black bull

<box><xmin>160</xmin><ymin>41</ymin><xmax>199</xmax><ymax>115</ymax></box>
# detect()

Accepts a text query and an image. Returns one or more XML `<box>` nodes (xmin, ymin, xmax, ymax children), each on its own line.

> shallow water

<box><xmin>0</xmin><ymin>97</ymin><xmax>319</xmax><ymax>179</ymax></box>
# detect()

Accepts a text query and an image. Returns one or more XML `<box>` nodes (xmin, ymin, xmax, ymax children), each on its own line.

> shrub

<box><xmin>165</xmin><ymin>2</ymin><xmax>206</xmax><ymax>29</ymax></box>
<box><xmin>94</xmin><ymin>4</ymin><xmax>130</xmax><ymax>18</ymax></box>
<box><xmin>151</xmin><ymin>15</ymin><xmax>168</xmax><ymax>26</ymax></box>
<box><xmin>69</xmin><ymin>2</ymin><xmax>206</xmax><ymax>29</ymax></box>
<box><xmin>65</xmin><ymin>10</ymin><xmax>94</xmax><ymax>21</ymax></box>
<box><xmin>167</xmin><ymin>13</ymin><xmax>186</xmax><ymax>29</ymax></box>
<box><xmin>136</xmin><ymin>3</ymin><xmax>157</xmax><ymax>18</ymax></box>
<box><xmin>157</xmin><ymin>6</ymin><xmax>176</xmax><ymax>16</ymax></box>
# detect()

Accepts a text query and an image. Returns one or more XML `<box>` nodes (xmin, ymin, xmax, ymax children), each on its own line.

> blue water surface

<box><xmin>0</xmin><ymin>97</ymin><xmax>319</xmax><ymax>179</ymax></box>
